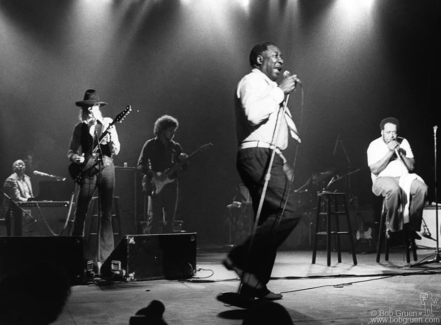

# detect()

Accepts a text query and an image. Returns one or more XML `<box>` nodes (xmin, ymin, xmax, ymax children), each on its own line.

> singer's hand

<box><xmin>387</xmin><ymin>140</ymin><xmax>400</xmax><ymax>152</ymax></box>
<box><xmin>278</xmin><ymin>74</ymin><xmax>298</xmax><ymax>95</ymax></box>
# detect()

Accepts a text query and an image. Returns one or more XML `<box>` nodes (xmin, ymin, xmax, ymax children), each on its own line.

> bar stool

<box><xmin>376</xmin><ymin>199</ymin><xmax>417</xmax><ymax>263</ymax></box>
<box><xmin>312</xmin><ymin>191</ymin><xmax>357</xmax><ymax>266</ymax></box>
<box><xmin>88</xmin><ymin>196</ymin><xmax>122</xmax><ymax>241</ymax></box>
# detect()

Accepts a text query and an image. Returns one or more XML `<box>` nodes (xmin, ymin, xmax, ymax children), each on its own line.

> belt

<box><xmin>238</xmin><ymin>141</ymin><xmax>286</xmax><ymax>163</ymax></box>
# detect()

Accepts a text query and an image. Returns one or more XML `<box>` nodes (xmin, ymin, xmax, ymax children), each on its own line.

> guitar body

<box><xmin>141</xmin><ymin>142</ymin><xmax>213</xmax><ymax>196</ymax></box>
<box><xmin>68</xmin><ymin>105</ymin><xmax>132</xmax><ymax>184</ymax></box>
<box><xmin>142</xmin><ymin>172</ymin><xmax>176</xmax><ymax>196</ymax></box>
<box><xmin>68</xmin><ymin>162</ymin><xmax>83</xmax><ymax>184</ymax></box>
<box><xmin>68</xmin><ymin>154</ymin><xmax>99</xmax><ymax>184</ymax></box>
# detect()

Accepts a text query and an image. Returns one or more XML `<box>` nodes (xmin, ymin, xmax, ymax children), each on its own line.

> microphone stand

<box><xmin>410</xmin><ymin>125</ymin><xmax>440</xmax><ymax>267</ymax></box>
<box><xmin>334</xmin><ymin>137</ymin><xmax>354</xmax><ymax>203</ymax></box>
<box><xmin>95</xmin><ymin>129</ymin><xmax>104</xmax><ymax>275</ymax></box>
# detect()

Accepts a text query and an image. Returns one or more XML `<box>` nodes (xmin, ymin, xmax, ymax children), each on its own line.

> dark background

<box><xmin>1</xmin><ymin>0</ymin><xmax>440</xmax><ymax>244</ymax></box>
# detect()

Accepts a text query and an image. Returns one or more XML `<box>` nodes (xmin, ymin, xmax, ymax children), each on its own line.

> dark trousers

<box><xmin>228</xmin><ymin>148</ymin><xmax>300</xmax><ymax>285</ymax></box>
<box><xmin>72</xmin><ymin>161</ymin><xmax>115</xmax><ymax>263</ymax></box>
<box><xmin>147</xmin><ymin>182</ymin><xmax>178</xmax><ymax>234</ymax></box>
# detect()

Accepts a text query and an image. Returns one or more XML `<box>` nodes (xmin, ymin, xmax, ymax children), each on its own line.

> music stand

<box><xmin>410</xmin><ymin>125</ymin><xmax>440</xmax><ymax>268</ymax></box>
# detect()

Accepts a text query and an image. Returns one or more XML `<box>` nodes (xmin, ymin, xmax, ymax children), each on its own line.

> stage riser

<box><xmin>0</xmin><ymin>236</ymin><xmax>84</xmax><ymax>283</ymax></box>
<box><xmin>101</xmin><ymin>233</ymin><xmax>197</xmax><ymax>281</ymax></box>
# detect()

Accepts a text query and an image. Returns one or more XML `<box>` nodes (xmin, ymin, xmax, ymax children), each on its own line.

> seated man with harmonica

<box><xmin>367</xmin><ymin>117</ymin><xmax>428</xmax><ymax>236</ymax></box>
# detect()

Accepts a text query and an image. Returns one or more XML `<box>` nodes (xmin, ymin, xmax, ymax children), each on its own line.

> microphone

<box><xmin>333</xmin><ymin>135</ymin><xmax>340</xmax><ymax>156</ymax></box>
<box><xmin>326</xmin><ymin>176</ymin><xmax>335</xmax><ymax>189</ymax></box>
<box><xmin>283</xmin><ymin>70</ymin><xmax>301</xmax><ymax>85</ymax></box>
<box><xmin>33</xmin><ymin>170</ymin><xmax>66</xmax><ymax>181</ymax></box>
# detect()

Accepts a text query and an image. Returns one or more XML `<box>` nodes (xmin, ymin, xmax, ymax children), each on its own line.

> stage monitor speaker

<box><xmin>0</xmin><ymin>236</ymin><xmax>84</xmax><ymax>283</ymax></box>
<box><xmin>114</xmin><ymin>166</ymin><xmax>138</xmax><ymax>235</ymax></box>
<box><xmin>419</xmin><ymin>206</ymin><xmax>441</xmax><ymax>249</ymax></box>
<box><xmin>101</xmin><ymin>233</ymin><xmax>197</xmax><ymax>281</ymax></box>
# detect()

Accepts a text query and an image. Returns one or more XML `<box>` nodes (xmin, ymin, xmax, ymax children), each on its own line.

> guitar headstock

<box><xmin>114</xmin><ymin>105</ymin><xmax>132</xmax><ymax>124</ymax></box>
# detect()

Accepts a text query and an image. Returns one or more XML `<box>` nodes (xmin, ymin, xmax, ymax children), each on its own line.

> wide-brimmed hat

<box><xmin>75</xmin><ymin>89</ymin><xmax>107</xmax><ymax>107</ymax></box>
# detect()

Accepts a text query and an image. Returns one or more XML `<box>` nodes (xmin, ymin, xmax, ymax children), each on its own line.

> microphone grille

<box><xmin>283</xmin><ymin>70</ymin><xmax>291</xmax><ymax>78</ymax></box>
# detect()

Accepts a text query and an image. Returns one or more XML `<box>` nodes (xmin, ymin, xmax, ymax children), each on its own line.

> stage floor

<box><xmin>53</xmin><ymin>244</ymin><xmax>441</xmax><ymax>325</ymax></box>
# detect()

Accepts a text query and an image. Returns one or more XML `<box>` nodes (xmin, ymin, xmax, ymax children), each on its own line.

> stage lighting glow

<box><xmin>237</xmin><ymin>0</ymin><xmax>250</xmax><ymax>12</ymax></box>
<box><xmin>336</xmin><ymin>0</ymin><xmax>375</xmax><ymax>20</ymax></box>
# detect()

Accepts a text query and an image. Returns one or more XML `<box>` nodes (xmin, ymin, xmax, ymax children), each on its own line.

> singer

<box><xmin>1</xmin><ymin>159</ymin><xmax>34</xmax><ymax>236</ymax></box>
<box><xmin>67</xmin><ymin>89</ymin><xmax>120</xmax><ymax>270</ymax></box>
<box><xmin>221</xmin><ymin>42</ymin><xmax>301</xmax><ymax>302</ymax></box>
<box><xmin>367</xmin><ymin>117</ymin><xmax>428</xmax><ymax>235</ymax></box>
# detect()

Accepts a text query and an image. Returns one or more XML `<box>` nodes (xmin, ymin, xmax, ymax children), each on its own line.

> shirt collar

<box><xmin>251</xmin><ymin>68</ymin><xmax>278</xmax><ymax>86</ymax></box>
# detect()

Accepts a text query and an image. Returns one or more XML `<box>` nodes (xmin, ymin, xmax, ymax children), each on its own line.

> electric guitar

<box><xmin>68</xmin><ymin>105</ymin><xmax>132</xmax><ymax>184</ymax></box>
<box><xmin>142</xmin><ymin>142</ymin><xmax>213</xmax><ymax>195</ymax></box>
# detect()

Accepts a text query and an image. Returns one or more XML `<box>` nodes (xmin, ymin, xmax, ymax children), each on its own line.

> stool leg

<box><xmin>334</xmin><ymin>199</ymin><xmax>342</xmax><ymax>264</ymax></box>
<box><xmin>342</xmin><ymin>197</ymin><xmax>357</xmax><ymax>266</ymax></box>
<box><xmin>312</xmin><ymin>197</ymin><xmax>322</xmax><ymax>264</ymax></box>
<box><xmin>385</xmin><ymin>233</ymin><xmax>390</xmax><ymax>261</ymax></box>
<box><xmin>376</xmin><ymin>214</ymin><xmax>384</xmax><ymax>263</ymax></box>
<box><xmin>326</xmin><ymin>197</ymin><xmax>332</xmax><ymax>267</ymax></box>
<box><xmin>411</xmin><ymin>238</ymin><xmax>418</xmax><ymax>261</ymax></box>
<box><xmin>403</xmin><ymin>230</ymin><xmax>411</xmax><ymax>264</ymax></box>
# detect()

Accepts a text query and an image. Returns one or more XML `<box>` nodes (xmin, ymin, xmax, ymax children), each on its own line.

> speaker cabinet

<box><xmin>20</xmin><ymin>205</ymin><xmax>72</xmax><ymax>237</ymax></box>
<box><xmin>419</xmin><ymin>207</ymin><xmax>441</xmax><ymax>248</ymax></box>
<box><xmin>0</xmin><ymin>236</ymin><xmax>84</xmax><ymax>283</ymax></box>
<box><xmin>114</xmin><ymin>167</ymin><xmax>138</xmax><ymax>236</ymax></box>
<box><xmin>101</xmin><ymin>233</ymin><xmax>197</xmax><ymax>281</ymax></box>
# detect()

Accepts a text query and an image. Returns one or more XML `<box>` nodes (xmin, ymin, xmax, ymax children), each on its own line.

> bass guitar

<box><xmin>68</xmin><ymin>105</ymin><xmax>132</xmax><ymax>184</ymax></box>
<box><xmin>142</xmin><ymin>142</ymin><xmax>213</xmax><ymax>195</ymax></box>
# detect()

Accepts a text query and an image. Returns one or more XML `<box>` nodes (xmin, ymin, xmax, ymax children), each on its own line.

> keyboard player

<box><xmin>1</xmin><ymin>159</ymin><xmax>34</xmax><ymax>236</ymax></box>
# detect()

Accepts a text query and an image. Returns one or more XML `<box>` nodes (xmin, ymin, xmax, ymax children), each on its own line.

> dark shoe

<box><xmin>239</xmin><ymin>283</ymin><xmax>283</xmax><ymax>300</ymax></box>
<box><xmin>411</xmin><ymin>231</ymin><xmax>422</xmax><ymax>240</ymax></box>
<box><xmin>217</xmin><ymin>292</ymin><xmax>255</xmax><ymax>309</ymax></box>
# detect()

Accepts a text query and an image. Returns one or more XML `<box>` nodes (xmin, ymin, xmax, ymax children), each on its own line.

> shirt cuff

<box><xmin>272</xmin><ymin>87</ymin><xmax>285</xmax><ymax>104</ymax></box>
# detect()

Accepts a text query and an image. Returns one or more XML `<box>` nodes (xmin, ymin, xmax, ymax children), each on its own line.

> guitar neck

<box><xmin>163</xmin><ymin>157</ymin><xmax>188</xmax><ymax>177</ymax></box>
<box><xmin>160</xmin><ymin>143</ymin><xmax>213</xmax><ymax>177</ymax></box>
<box><xmin>91</xmin><ymin>121</ymin><xmax>116</xmax><ymax>154</ymax></box>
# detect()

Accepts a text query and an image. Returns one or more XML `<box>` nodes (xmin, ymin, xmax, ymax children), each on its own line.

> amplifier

<box><xmin>418</xmin><ymin>206</ymin><xmax>441</xmax><ymax>249</ymax></box>
<box><xmin>13</xmin><ymin>202</ymin><xmax>73</xmax><ymax>236</ymax></box>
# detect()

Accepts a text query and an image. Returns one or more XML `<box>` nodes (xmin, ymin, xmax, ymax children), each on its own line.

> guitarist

<box><xmin>137</xmin><ymin>115</ymin><xmax>188</xmax><ymax>234</ymax></box>
<box><xmin>67</xmin><ymin>89</ymin><xmax>120</xmax><ymax>269</ymax></box>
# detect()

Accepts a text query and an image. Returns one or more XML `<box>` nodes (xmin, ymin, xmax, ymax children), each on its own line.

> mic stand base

<box><xmin>409</xmin><ymin>254</ymin><xmax>441</xmax><ymax>268</ymax></box>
